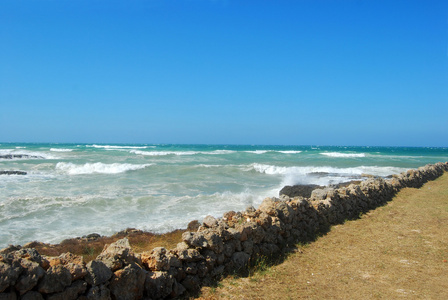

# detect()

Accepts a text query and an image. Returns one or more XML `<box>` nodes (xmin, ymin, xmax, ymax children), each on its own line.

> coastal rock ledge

<box><xmin>1</xmin><ymin>162</ymin><xmax>447</xmax><ymax>299</ymax></box>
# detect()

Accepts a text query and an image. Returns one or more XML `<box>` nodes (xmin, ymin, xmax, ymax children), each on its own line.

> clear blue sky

<box><xmin>1</xmin><ymin>0</ymin><xmax>447</xmax><ymax>146</ymax></box>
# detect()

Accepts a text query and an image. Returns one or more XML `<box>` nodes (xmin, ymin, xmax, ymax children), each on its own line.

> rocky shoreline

<box><xmin>1</xmin><ymin>162</ymin><xmax>447</xmax><ymax>299</ymax></box>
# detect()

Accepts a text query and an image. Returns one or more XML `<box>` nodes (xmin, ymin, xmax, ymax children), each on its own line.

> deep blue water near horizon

<box><xmin>1</xmin><ymin>143</ymin><xmax>447</xmax><ymax>248</ymax></box>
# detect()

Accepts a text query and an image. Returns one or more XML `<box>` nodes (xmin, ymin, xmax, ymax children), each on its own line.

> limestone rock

<box><xmin>46</xmin><ymin>280</ymin><xmax>87</xmax><ymax>300</ymax></box>
<box><xmin>202</xmin><ymin>215</ymin><xmax>218</xmax><ymax>228</ymax></box>
<box><xmin>109</xmin><ymin>263</ymin><xmax>146</xmax><ymax>300</ymax></box>
<box><xmin>181</xmin><ymin>275</ymin><xmax>200</xmax><ymax>293</ymax></box>
<box><xmin>141</xmin><ymin>248</ymin><xmax>169</xmax><ymax>271</ymax></box>
<box><xmin>144</xmin><ymin>271</ymin><xmax>175</xmax><ymax>299</ymax></box>
<box><xmin>0</xmin><ymin>261</ymin><xmax>22</xmax><ymax>293</ymax></box>
<box><xmin>96</xmin><ymin>238</ymin><xmax>138</xmax><ymax>271</ymax></box>
<box><xmin>86</xmin><ymin>284</ymin><xmax>110</xmax><ymax>300</ymax></box>
<box><xmin>21</xmin><ymin>291</ymin><xmax>44</xmax><ymax>300</ymax></box>
<box><xmin>279</xmin><ymin>184</ymin><xmax>323</xmax><ymax>198</ymax></box>
<box><xmin>0</xmin><ymin>291</ymin><xmax>17</xmax><ymax>300</ymax></box>
<box><xmin>14</xmin><ymin>259</ymin><xmax>45</xmax><ymax>295</ymax></box>
<box><xmin>231</xmin><ymin>252</ymin><xmax>250</xmax><ymax>271</ymax></box>
<box><xmin>37</xmin><ymin>265</ymin><xmax>72</xmax><ymax>294</ymax></box>
<box><xmin>85</xmin><ymin>260</ymin><xmax>112</xmax><ymax>286</ymax></box>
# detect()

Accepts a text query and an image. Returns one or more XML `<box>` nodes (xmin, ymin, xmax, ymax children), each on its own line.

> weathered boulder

<box><xmin>144</xmin><ymin>271</ymin><xmax>175</xmax><ymax>299</ymax></box>
<box><xmin>14</xmin><ymin>259</ymin><xmax>45</xmax><ymax>295</ymax></box>
<box><xmin>258</xmin><ymin>198</ymin><xmax>279</xmax><ymax>216</ymax></box>
<box><xmin>202</xmin><ymin>215</ymin><xmax>218</xmax><ymax>228</ymax></box>
<box><xmin>85</xmin><ymin>260</ymin><xmax>112</xmax><ymax>286</ymax></box>
<box><xmin>37</xmin><ymin>265</ymin><xmax>72</xmax><ymax>294</ymax></box>
<box><xmin>86</xmin><ymin>284</ymin><xmax>110</xmax><ymax>300</ymax></box>
<box><xmin>0</xmin><ymin>261</ymin><xmax>22</xmax><ymax>293</ymax></box>
<box><xmin>55</xmin><ymin>253</ymin><xmax>87</xmax><ymax>281</ymax></box>
<box><xmin>109</xmin><ymin>263</ymin><xmax>146</xmax><ymax>300</ymax></box>
<box><xmin>279</xmin><ymin>184</ymin><xmax>323</xmax><ymax>198</ymax></box>
<box><xmin>21</xmin><ymin>291</ymin><xmax>44</xmax><ymax>300</ymax></box>
<box><xmin>13</xmin><ymin>248</ymin><xmax>48</xmax><ymax>269</ymax></box>
<box><xmin>46</xmin><ymin>280</ymin><xmax>87</xmax><ymax>300</ymax></box>
<box><xmin>141</xmin><ymin>247</ymin><xmax>170</xmax><ymax>271</ymax></box>
<box><xmin>0</xmin><ymin>291</ymin><xmax>17</xmax><ymax>300</ymax></box>
<box><xmin>231</xmin><ymin>252</ymin><xmax>250</xmax><ymax>271</ymax></box>
<box><xmin>175</xmin><ymin>243</ymin><xmax>203</xmax><ymax>263</ymax></box>
<box><xmin>181</xmin><ymin>275</ymin><xmax>200</xmax><ymax>293</ymax></box>
<box><xmin>310</xmin><ymin>188</ymin><xmax>335</xmax><ymax>201</ymax></box>
<box><xmin>182</xmin><ymin>230</ymin><xmax>224</xmax><ymax>253</ymax></box>
<box><xmin>96</xmin><ymin>238</ymin><xmax>139</xmax><ymax>271</ymax></box>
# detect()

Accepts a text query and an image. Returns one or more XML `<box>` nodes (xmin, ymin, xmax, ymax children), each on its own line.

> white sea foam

<box><xmin>130</xmin><ymin>150</ymin><xmax>235</xmax><ymax>156</ymax></box>
<box><xmin>245</xmin><ymin>150</ymin><xmax>302</xmax><ymax>154</ymax></box>
<box><xmin>50</xmin><ymin>148</ymin><xmax>73</xmax><ymax>152</ymax></box>
<box><xmin>0</xmin><ymin>149</ymin><xmax>56</xmax><ymax>159</ymax></box>
<box><xmin>56</xmin><ymin>162</ymin><xmax>153</xmax><ymax>175</ymax></box>
<box><xmin>278</xmin><ymin>150</ymin><xmax>302</xmax><ymax>154</ymax></box>
<box><xmin>250</xmin><ymin>163</ymin><xmax>408</xmax><ymax>186</ymax></box>
<box><xmin>245</xmin><ymin>150</ymin><xmax>269</xmax><ymax>154</ymax></box>
<box><xmin>87</xmin><ymin>145</ymin><xmax>149</xmax><ymax>149</ymax></box>
<box><xmin>321</xmin><ymin>152</ymin><xmax>366</xmax><ymax>158</ymax></box>
<box><xmin>251</xmin><ymin>163</ymin><xmax>405</xmax><ymax>176</ymax></box>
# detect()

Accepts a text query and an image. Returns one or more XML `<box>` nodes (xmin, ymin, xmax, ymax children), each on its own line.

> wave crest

<box><xmin>56</xmin><ymin>162</ymin><xmax>153</xmax><ymax>175</ymax></box>
<box><xmin>321</xmin><ymin>152</ymin><xmax>366</xmax><ymax>158</ymax></box>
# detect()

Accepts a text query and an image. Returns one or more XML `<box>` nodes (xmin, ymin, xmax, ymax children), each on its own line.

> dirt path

<box><xmin>198</xmin><ymin>173</ymin><xmax>448</xmax><ymax>299</ymax></box>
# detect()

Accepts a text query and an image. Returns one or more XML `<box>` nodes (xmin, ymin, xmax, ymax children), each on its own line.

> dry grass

<box><xmin>198</xmin><ymin>173</ymin><xmax>448</xmax><ymax>299</ymax></box>
<box><xmin>33</xmin><ymin>229</ymin><xmax>187</xmax><ymax>262</ymax></box>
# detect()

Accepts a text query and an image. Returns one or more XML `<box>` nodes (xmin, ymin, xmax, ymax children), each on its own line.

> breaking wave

<box><xmin>321</xmin><ymin>152</ymin><xmax>366</xmax><ymax>158</ymax></box>
<box><xmin>56</xmin><ymin>162</ymin><xmax>153</xmax><ymax>175</ymax></box>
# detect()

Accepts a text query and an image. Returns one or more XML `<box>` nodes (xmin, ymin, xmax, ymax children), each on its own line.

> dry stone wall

<box><xmin>1</xmin><ymin>162</ymin><xmax>447</xmax><ymax>300</ymax></box>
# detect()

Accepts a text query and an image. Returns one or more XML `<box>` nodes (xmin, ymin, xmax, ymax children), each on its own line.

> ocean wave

<box><xmin>250</xmin><ymin>163</ymin><xmax>408</xmax><ymax>186</ymax></box>
<box><xmin>321</xmin><ymin>152</ymin><xmax>366</xmax><ymax>158</ymax></box>
<box><xmin>245</xmin><ymin>150</ymin><xmax>269</xmax><ymax>154</ymax></box>
<box><xmin>250</xmin><ymin>163</ymin><xmax>406</xmax><ymax>177</ymax></box>
<box><xmin>50</xmin><ymin>148</ymin><xmax>73</xmax><ymax>152</ymax></box>
<box><xmin>130</xmin><ymin>150</ymin><xmax>236</xmax><ymax>156</ymax></box>
<box><xmin>56</xmin><ymin>162</ymin><xmax>153</xmax><ymax>175</ymax></box>
<box><xmin>278</xmin><ymin>150</ymin><xmax>302</xmax><ymax>154</ymax></box>
<box><xmin>0</xmin><ymin>149</ymin><xmax>56</xmax><ymax>160</ymax></box>
<box><xmin>87</xmin><ymin>145</ymin><xmax>149</xmax><ymax>149</ymax></box>
<box><xmin>245</xmin><ymin>150</ymin><xmax>302</xmax><ymax>154</ymax></box>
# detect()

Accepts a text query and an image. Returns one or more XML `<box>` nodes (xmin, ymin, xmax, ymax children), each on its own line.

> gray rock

<box><xmin>0</xmin><ymin>261</ymin><xmax>22</xmax><ymax>293</ymax></box>
<box><xmin>310</xmin><ymin>188</ymin><xmax>335</xmax><ymax>201</ymax></box>
<box><xmin>0</xmin><ymin>291</ymin><xmax>17</xmax><ymax>300</ymax></box>
<box><xmin>181</xmin><ymin>275</ymin><xmax>200</xmax><ymax>293</ymax></box>
<box><xmin>96</xmin><ymin>238</ymin><xmax>138</xmax><ymax>271</ymax></box>
<box><xmin>141</xmin><ymin>247</ymin><xmax>170</xmax><ymax>271</ymax></box>
<box><xmin>86</xmin><ymin>284</ymin><xmax>110</xmax><ymax>300</ymax></box>
<box><xmin>21</xmin><ymin>291</ymin><xmax>44</xmax><ymax>300</ymax></box>
<box><xmin>144</xmin><ymin>271</ymin><xmax>175</xmax><ymax>299</ymax></box>
<box><xmin>109</xmin><ymin>263</ymin><xmax>146</xmax><ymax>300</ymax></box>
<box><xmin>47</xmin><ymin>280</ymin><xmax>87</xmax><ymax>300</ymax></box>
<box><xmin>85</xmin><ymin>260</ymin><xmax>112</xmax><ymax>286</ymax></box>
<box><xmin>14</xmin><ymin>259</ymin><xmax>45</xmax><ymax>295</ymax></box>
<box><xmin>279</xmin><ymin>184</ymin><xmax>323</xmax><ymax>198</ymax></box>
<box><xmin>202</xmin><ymin>215</ymin><xmax>218</xmax><ymax>228</ymax></box>
<box><xmin>231</xmin><ymin>252</ymin><xmax>250</xmax><ymax>270</ymax></box>
<box><xmin>37</xmin><ymin>265</ymin><xmax>72</xmax><ymax>294</ymax></box>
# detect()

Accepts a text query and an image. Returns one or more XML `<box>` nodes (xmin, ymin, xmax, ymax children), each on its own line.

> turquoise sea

<box><xmin>1</xmin><ymin>143</ymin><xmax>447</xmax><ymax>248</ymax></box>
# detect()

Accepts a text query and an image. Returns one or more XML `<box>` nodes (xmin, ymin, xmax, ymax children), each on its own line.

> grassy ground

<box><xmin>32</xmin><ymin>229</ymin><xmax>186</xmax><ymax>262</ymax></box>
<box><xmin>198</xmin><ymin>173</ymin><xmax>448</xmax><ymax>299</ymax></box>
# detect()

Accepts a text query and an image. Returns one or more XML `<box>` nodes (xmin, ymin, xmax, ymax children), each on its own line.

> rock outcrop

<box><xmin>0</xmin><ymin>171</ymin><xmax>27</xmax><ymax>176</ymax></box>
<box><xmin>0</xmin><ymin>155</ymin><xmax>43</xmax><ymax>160</ymax></box>
<box><xmin>0</xmin><ymin>162</ymin><xmax>447</xmax><ymax>299</ymax></box>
